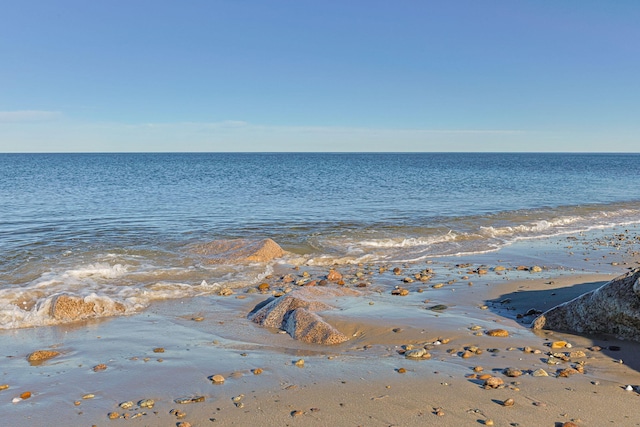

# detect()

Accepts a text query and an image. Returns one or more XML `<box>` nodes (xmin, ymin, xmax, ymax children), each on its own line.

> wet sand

<box><xmin>3</xmin><ymin>230</ymin><xmax>640</xmax><ymax>426</ymax></box>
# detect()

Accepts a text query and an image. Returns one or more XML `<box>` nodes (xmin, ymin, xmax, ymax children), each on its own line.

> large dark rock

<box><xmin>248</xmin><ymin>287</ymin><xmax>356</xmax><ymax>345</ymax></box>
<box><xmin>532</xmin><ymin>268</ymin><xmax>640</xmax><ymax>341</ymax></box>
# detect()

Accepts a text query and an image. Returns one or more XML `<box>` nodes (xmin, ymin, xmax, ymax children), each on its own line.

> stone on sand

<box><xmin>248</xmin><ymin>287</ymin><xmax>357</xmax><ymax>345</ymax></box>
<box><xmin>532</xmin><ymin>268</ymin><xmax>640</xmax><ymax>341</ymax></box>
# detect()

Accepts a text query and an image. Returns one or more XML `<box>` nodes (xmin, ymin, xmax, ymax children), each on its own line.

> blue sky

<box><xmin>1</xmin><ymin>1</ymin><xmax>639</xmax><ymax>152</ymax></box>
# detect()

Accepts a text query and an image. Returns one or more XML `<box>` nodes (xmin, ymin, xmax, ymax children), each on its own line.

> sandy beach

<box><xmin>3</xmin><ymin>230</ymin><xmax>640</xmax><ymax>427</ymax></box>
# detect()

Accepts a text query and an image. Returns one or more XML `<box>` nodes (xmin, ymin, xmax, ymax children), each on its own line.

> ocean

<box><xmin>2</xmin><ymin>152</ymin><xmax>640</xmax><ymax>329</ymax></box>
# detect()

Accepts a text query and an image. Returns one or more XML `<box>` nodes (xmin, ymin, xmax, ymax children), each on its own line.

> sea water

<box><xmin>2</xmin><ymin>152</ymin><xmax>640</xmax><ymax>328</ymax></box>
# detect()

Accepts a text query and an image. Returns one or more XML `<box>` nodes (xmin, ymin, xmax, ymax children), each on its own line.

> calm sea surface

<box><xmin>2</xmin><ymin>152</ymin><xmax>640</xmax><ymax>328</ymax></box>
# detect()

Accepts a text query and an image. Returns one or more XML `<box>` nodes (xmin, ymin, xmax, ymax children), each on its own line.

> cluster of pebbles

<box><xmin>6</xmin><ymin>253</ymin><xmax>640</xmax><ymax>426</ymax></box>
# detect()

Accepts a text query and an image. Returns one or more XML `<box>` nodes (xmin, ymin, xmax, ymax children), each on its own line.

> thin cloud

<box><xmin>0</xmin><ymin>110</ymin><xmax>62</xmax><ymax>123</ymax></box>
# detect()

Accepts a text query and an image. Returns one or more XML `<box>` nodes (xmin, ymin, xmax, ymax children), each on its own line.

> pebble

<box><xmin>93</xmin><ymin>364</ymin><xmax>107</xmax><ymax>372</ymax></box>
<box><xmin>485</xmin><ymin>420</ymin><xmax>495</xmax><ymax>426</ymax></box>
<box><xmin>486</xmin><ymin>329</ymin><xmax>509</xmax><ymax>337</ymax></box>
<box><xmin>170</xmin><ymin>409</ymin><xmax>187</xmax><ymax>419</ymax></box>
<box><xmin>177</xmin><ymin>422</ymin><xmax>192</xmax><ymax>427</ymax></box>
<box><xmin>175</xmin><ymin>396</ymin><xmax>205</xmax><ymax>404</ymax></box>
<box><xmin>405</xmin><ymin>348</ymin><xmax>431</xmax><ymax>359</ymax></box>
<box><xmin>295</xmin><ymin>359</ymin><xmax>305</xmax><ymax>367</ymax></box>
<box><xmin>253</xmin><ymin>368</ymin><xmax>263</xmax><ymax>375</ymax></box>
<box><xmin>20</xmin><ymin>391</ymin><xmax>32</xmax><ymax>399</ymax></box>
<box><xmin>484</xmin><ymin>377</ymin><xmax>504</xmax><ymax>389</ymax></box>
<box><xmin>532</xmin><ymin>368</ymin><xmax>549</xmax><ymax>377</ymax></box>
<box><xmin>119</xmin><ymin>401</ymin><xmax>134</xmax><ymax>409</ymax></box>
<box><xmin>211</xmin><ymin>374</ymin><xmax>225</xmax><ymax>383</ymax></box>
<box><xmin>625</xmin><ymin>385</ymin><xmax>634</xmax><ymax>391</ymax></box>
<box><xmin>82</xmin><ymin>393</ymin><xmax>95</xmax><ymax>399</ymax></box>
<box><xmin>108</xmin><ymin>412</ymin><xmax>120</xmax><ymax>419</ymax></box>
<box><xmin>502</xmin><ymin>398</ymin><xmax>515</xmax><ymax>407</ymax></box>
<box><xmin>503</xmin><ymin>367</ymin><xmax>522</xmax><ymax>377</ymax></box>
<box><xmin>551</xmin><ymin>341</ymin><xmax>568</xmax><ymax>349</ymax></box>
<box><xmin>397</xmin><ymin>368</ymin><xmax>407</xmax><ymax>374</ymax></box>
<box><xmin>291</xmin><ymin>410</ymin><xmax>304</xmax><ymax>417</ymax></box>
<box><xmin>153</xmin><ymin>347</ymin><xmax>165</xmax><ymax>353</ymax></box>
<box><xmin>138</xmin><ymin>399</ymin><xmax>155</xmax><ymax>408</ymax></box>
<box><xmin>0</xmin><ymin>384</ymin><xmax>8</xmax><ymax>391</ymax></box>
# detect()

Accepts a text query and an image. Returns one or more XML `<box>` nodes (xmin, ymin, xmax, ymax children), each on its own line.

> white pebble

<box><xmin>12</xmin><ymin>398</ymin><xmax>22</xmax><ymax>403</ymax></box>
<box><xmin>625</xmin><ymin>385</ymin><xmax>634</xmax><ymax>391</ymax></box>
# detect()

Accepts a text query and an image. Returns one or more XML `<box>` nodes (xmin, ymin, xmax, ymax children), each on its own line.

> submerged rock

<box><xmin>248</xmin><ymin>287</ymin><xmax>356</xmax><ymax>345</ymax></box>
<box><xmin>532</xmin><ymin>268</ymin><xmax>640</xmax><ymax>341</ymax></box>
<box><xmin>27</xmin><ymin>350</ymin><xmax>60</xmax><ymax>363</ymax></box>
<box><xmin>50</xmin><ymin>294</ymin><xmax>125</xmax><ymax>322</ymax></box>
<box><xmin>189</xmin><ymin>238</ymin><xmax>286</xmax><ymax>264</ymax></box>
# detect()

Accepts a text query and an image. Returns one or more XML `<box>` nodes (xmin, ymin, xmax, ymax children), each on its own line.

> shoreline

<box><xmin>3</xmin><ymin>231</ymin><xmax>640</xmax><ymax>426</ymax></box>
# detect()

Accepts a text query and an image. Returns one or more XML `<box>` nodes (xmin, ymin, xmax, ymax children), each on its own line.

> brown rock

<box><xmin>189</xmin><ymin>238</ymin><xmax>286</xmax><ymax>264</ymax></box>
<box><xmin>211</xmin><ymin>374</ymin><xmax>225</xmax><ymax>384</ymax></box>
<box><xmin>258</xmin><ymin>283</ymin><xmax>270</xmax><ymax>292</ymax></box>
<box><xmin>326</xmin><ymin>270</ymin><xmax>342</xmax><ymax>282</ymax></box>
<box><xmin>486</xmin><ymin>329</ymin><xmax>509</xmax><ymax>337</ymax></box>
<box><xmin>50</xmin><ymin>294</ymin><xmax>125</xmax><ymax>322</ymax></box>
<box><xmin>502</xmin><ymin>398</ymin><xmax>515</xmax><ymax>407</ymax></box>
<box><xmin>503</xmin><ymin>367</ymin><xmax>522</xmax><ymax>377</ymax></box>
<box><xmin>484</xmin><ymin>376</ymin><xmax>504</xmax><ymax>388</ymax></box>
<box><xmin>27</xmin><ymin>350</ymin><xmax>60</xmax><ymax>363</ymax></box>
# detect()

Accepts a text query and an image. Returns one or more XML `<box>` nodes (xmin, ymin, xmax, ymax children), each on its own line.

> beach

<box><xmin>4</xmin><ymin>228</ymin><xmax>640</xmax><ymax>427</ymax></box>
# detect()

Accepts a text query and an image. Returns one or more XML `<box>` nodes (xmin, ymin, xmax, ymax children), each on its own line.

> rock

<box><xmin>189</xmin><ymin>238</ymin><xmax>286</xmax><ymax>264</ymax></box>
<box><xmin>138</xmin><ymin>399</ymin><xmax>155</xmax><ymax>408</ymax></box>
<box><xmin>532</xmin><ymin>268</ymin><xmax>640</xmax><ymax>341</ymax></box>
<box><xmin>503</xmin><ymin>367</ymin><xmax>522</xmax><ymax>377</ymax></box>
<box><xmin>428</xmin><ymin>304</ymin><xmax>448</xmax><ymax>311</ymax></box>
<box><xmin>502</xmin><ymin>398</ymin><xmax>515</xmax><ymax>407</ymax></box>
<box><xmin>211</xmin><ymin>374</ymin><xmax>225</xmax><ymax>384</ymax></box>
<box><xmin>532</xmin><ymin>368</ymin><xmax>549</xmax><ymax>377</ymax></box>
<box><xmin>27</xmin><ymin>350</ymin><xmax>60</xmax><ymax>363</ymax></box>
<box><xmin>486</xmin><ymin>329</ymin><xmax>509</xmax><ymax>337</ymax></box>
<box><xmin>284</xmin><ymin>308</ymin><xmax>349</xmax><ymax>345</ymax></box>
<box><xmin>258</xmin><ymin>283</ymin><xmax>270</xmax><ymax>292</ymax></box>
<box><xmin>557</xmin><ymin>368</ymin><xmax>579</xmax><ymax>377</ymax></box>
<box><xmin>484</xmin><ymin>376</ymin><xmax>504</xmax><ymax>389</ymax></box>
<box><xmin>92</xmin><ymin>364</ymin><xmax>107</xmax><ymax>372</ymax></box>
<box><xmin>405</xmin><ymin>348</ymin><xmax>431</xmax><ymax>359</ymax></box>
<box><xmin>530</xmin><ymin>265</ymin><xmax>543</xmax><ymax>273</ymax></box>
<box><xmin>248</xmin><ymin>287</ymin><xmax>354</xmax><ymax>345</ymax></box>
<box><xmin>551</xmin><ymin>341</ymin><xmax>568</xmax><ymax>349</ymax></box>
<box><xmin>50</xmin><ymin>294</ymin><xmax>125</xmax><ymax>322</ymax></box>
<box><xmin>175</xmin><ymin>396</ymin><xmax>205</xmax><ymax>404</ymax></box>
<box><xmin>391</xmin><ymin>287</ymin><xmax>409</xmax><ymax>296</ymax></box>
<box><xmin>327</xmin><ymin>270</ymin><xmax>342</xmax><ymax>282</ymax></box>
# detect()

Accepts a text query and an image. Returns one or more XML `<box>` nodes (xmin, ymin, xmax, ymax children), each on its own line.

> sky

<box><xmin>1</xmin><ymin>1</ymin><xmax>639</xmax><ymax>152</ymax></box>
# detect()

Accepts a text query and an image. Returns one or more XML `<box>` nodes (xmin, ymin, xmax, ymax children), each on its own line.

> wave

<box><xmin>303</xmin><ymin>203</ymin><xmax>640</xmax><ymax>263</ymax></box>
